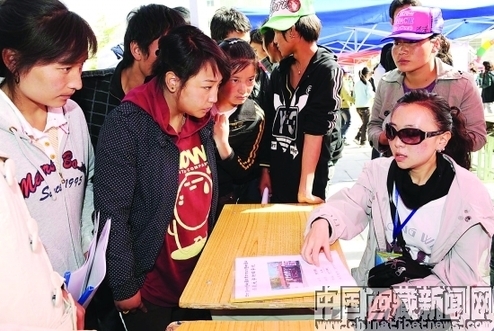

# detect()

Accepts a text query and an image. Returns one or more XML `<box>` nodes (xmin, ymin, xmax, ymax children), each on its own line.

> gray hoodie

<box><xmin>0</xmin><ymin>91</ymin><xmax>94</xmax><ymax>275</ymax></box>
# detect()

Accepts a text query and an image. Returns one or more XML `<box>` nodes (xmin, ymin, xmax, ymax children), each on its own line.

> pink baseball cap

<box><xmin>382</xmin><ymin>6</ymin><xmax>444</xmax><ymax>42</ymax></box>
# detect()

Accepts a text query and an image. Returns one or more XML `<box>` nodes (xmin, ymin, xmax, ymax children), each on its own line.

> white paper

<box><xmin>81</xmin><ymin>218</ymin><xmax>111</xmax><ymax>307</ymax></box>
<box><xmin>261</xmin><ymin>187</ymin><xmax>269</xmax><ymax>204</ymax></box>
<box><xmin>65</xmin><ymin>215</ymin><xmax>111</xmax><ymax>308</ymax></box>
<box><xmin>234</xmin><ymin>252</ymin><xmax>357</xmax><ymax>301</ymax></box>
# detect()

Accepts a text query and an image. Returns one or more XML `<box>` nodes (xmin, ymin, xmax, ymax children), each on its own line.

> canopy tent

<box><xmin>240</xmin><ymin>0</ymin><xmax>494</xmax><ymax>61</ymax></box>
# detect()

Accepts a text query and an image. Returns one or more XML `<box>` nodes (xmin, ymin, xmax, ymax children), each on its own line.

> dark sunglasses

<box><xmin>385</xmin><ymin>123</ymin><xmax>445</xmax><ymax>145</ymax></box>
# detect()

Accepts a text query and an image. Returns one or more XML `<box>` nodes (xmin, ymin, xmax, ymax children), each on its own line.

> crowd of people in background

<box><xmin>0</xmin><ymin>0</ymin><xmax>492</xmax><ymax>330</ymax></box>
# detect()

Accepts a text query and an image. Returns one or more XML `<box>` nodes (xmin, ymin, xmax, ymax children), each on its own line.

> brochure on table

<box><xmin>234</xmin><ymin>251</ymin><xmax>357</xmax><ymax>302</ymax></box>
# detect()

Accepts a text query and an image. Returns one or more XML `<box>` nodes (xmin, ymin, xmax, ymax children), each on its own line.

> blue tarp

<box><xmin>240</xmin><ymin>0</ymin><xmax>494</xmax><ymax>54</ymax></box>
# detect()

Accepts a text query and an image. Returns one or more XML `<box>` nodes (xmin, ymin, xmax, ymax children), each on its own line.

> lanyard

<box><xmin>392</xmin><ymin>189</ymin><xmax>417</xmax><ymax>242</ymax></box>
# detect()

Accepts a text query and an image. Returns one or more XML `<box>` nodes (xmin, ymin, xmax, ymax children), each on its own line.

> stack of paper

<box><xmin>64</xmin><ymin>215</ymin><xmax>111</xmax><ymax>308</ymax></box>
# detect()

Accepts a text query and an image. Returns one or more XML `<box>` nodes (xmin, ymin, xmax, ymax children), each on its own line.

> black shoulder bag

<box><xmin>367</xmin><ymin>176</ymin><xmax>433</xmax><ymax>289</ymax></box>
<box><xmin>367</xmin><ymin>223</ymin><xmax>433</xmax><ymax>288</ymax></box>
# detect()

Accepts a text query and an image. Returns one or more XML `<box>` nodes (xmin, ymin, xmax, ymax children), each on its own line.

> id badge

<box><xmin>375</xmin><ymin>250</ymin><xmax>402</xmax><ymax>267</ymax></box>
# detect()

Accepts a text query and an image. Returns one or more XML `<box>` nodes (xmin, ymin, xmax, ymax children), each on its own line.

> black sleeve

<box><xmin>257</xmin><ymin>69</ymin><xmax>276</xmax><ymax>168</ymax></box>
<box><xmin>302</xmin><ymin>64</ymin><xmax>343</xmax><ymax>136</ymax></box>
<box><xmin>217</xmin><ymin>108</ymin><xmax>265</xmax><ymax>181</ymax></box>
<box><xmin>93</xmin><ymin>108</ymin><xmax>140</xmax><ymax>301</ymax></box>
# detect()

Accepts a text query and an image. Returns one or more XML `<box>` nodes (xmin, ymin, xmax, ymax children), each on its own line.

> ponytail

<box><xmin>359</xmin><ymin>67</ymin><xmax>369</xmax><ymax>85</ymax></box>
<box><xmin>443</xmin><ymin>106</ymin><xmax>473</xmax><ymax>169</ymax></box>
<box><xmin>435</xmin><ymin>35</ymin><xmax>453</xmax><ymax>66</ymax></box>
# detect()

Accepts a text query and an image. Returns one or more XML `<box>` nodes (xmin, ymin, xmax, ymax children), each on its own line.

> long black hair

<box><xmin>359</xmin><ymin>67</ymin><xmax>370</xmax><ymax>85</ymax></box>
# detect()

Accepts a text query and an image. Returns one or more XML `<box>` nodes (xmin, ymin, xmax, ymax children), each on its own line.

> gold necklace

<box><xmin>295</xmin><ymin>61</ymin><xmax>302</xmax><ymax>75</ymax></box>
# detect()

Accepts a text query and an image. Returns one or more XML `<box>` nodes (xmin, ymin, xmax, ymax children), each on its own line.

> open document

<box><xmin>234</xmin><ymin>251</ymin><xmax>356</xmax><ymax>302</ymax></box>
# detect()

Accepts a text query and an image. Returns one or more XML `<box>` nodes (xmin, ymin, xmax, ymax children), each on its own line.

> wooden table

<box><xmin>179</xmin><ymin>203</ymin><xmax>349</xmax><ymax>310</ymax></box>
<box><xmin>175</xmin><ymin>320</ymin><xmax>354</xmax><ymax>330</ymax></box>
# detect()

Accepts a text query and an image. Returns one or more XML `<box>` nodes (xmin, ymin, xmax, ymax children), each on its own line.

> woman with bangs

<box><xmin>0</xmin><ymin>0</ymin><xmax>97</xmax><ymax>278</ymax></box>
<box><xmin>303</xmin><ymin>90</ymin><xmax>494</xmax><ymax>330</ymax></box>
<box><xmin>213</xmin><ymin>38</ymin><xmax>265</xmax><ymax>216</ymax></box>
<box><xmin>94</xmin><ymin>25</ymin><xmax>229</xmax><ymax>330</ymax></box>
<box><xmin>368</xmin><ymin>6</ymin><xmax>486</xmax><ymax>157</ymax></box>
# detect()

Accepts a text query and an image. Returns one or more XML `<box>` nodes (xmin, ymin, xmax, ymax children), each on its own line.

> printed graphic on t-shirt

<box><xmin>385</xmin><ymin>224</ymin><xmax>435</xmax><ymax>263</ymax></box>
<box><xmin>167</xmin><ymin>145</ymin><xmax>212</xmax><ymax>261</ymax></box>
<box><xmin>384</xmin><ymin>197</ymin><xmax>444</xmax><ymax>264</ymax></box>
<box><xmin>271</xmin><ymin>91</ymin><xmax>309</xmax><ymax>159</ymax></box>
<box><xmin>141</xmin><ymin>138</ymin><xmax>213</xmax><ymax>306</ymax></box>
<box><xmin>18</xmin><ymin>151</ymin><xmax>86</xmax><ymax>201</ymax></box>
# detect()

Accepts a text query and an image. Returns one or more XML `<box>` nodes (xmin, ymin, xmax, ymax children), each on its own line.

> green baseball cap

<box><xmin>260</xmin><ymin>0</ymin><xmax>315</xmax><ymax>34</ymax></box>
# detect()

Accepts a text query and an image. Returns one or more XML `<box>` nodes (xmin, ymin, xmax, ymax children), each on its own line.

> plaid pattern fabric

<box><xmin>71</xmin><ymin>67</ymin><xmax>123</xmax><ymax>148</ymax></box>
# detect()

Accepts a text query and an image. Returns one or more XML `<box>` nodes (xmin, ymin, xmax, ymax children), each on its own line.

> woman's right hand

<box><xmin>115</xmin><ymin>290</ymin><xmax>147</xmax><ymax>314</ymax></box>
<box><xmin>301</xmin><ymin>218</ymin><xmax>331</xmax><ymax>267</ymax></box>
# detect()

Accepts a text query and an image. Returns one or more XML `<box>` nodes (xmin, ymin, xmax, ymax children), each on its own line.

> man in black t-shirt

<box><xmin>258</xmin><ymin>0</ymin><xmax>343</xmax><ymax>203</ymax></box>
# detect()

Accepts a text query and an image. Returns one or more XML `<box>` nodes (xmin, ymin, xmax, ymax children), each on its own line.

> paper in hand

<box><xmin>261</xmin><ymin>187</ymin><xmax>269</xmax><ymax>204</ymax></box>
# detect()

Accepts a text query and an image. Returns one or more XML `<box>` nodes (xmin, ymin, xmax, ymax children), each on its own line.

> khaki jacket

<box><xmin>368</xmin><ymin>58</ymin><xmax>487</xmax><ymax>153</ymax></box>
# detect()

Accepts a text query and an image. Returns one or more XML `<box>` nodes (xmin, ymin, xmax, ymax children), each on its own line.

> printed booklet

<box><xmin>233</xmin><ymin>251</ymin><xmax>357</xmax><ymax>302</ymax></box>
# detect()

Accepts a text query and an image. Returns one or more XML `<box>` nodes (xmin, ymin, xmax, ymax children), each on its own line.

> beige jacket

<box><xmin>306</xmin><ymin>155</ymin><xmax>494</xmax><ymax>328</ymax></box>
<box><xmin>0</xmin><ymin>151</ymin><xmax>90</xmax><ymax>330</ymax></box>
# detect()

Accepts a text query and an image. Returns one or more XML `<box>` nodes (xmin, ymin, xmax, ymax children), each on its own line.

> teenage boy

<box><xmin>72</xmin><ymin>4</ymin><xmax>185</xmax><ymax>148</ymax></box>
<box><xmin>259</xmin><ymin>0</ymin><xmax>343</xmax><ymax>203</ymax></box>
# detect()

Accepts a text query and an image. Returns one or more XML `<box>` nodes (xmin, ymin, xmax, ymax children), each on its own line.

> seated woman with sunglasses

<box><xmin>302</xmin><ymin>90</ymin><xmax>494</xmax><ymax>329</ymax></box>
<box><xmin>368</xmin><ymin>6</ymin><xmax>486</xmax><ymax>157</ymax></box>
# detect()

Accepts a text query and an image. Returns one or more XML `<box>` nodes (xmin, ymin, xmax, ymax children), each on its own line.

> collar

<box><xmin>10</xmin><ymin>103</ymin><xmax>68</xmax><ymax>140</ymax></box>
<box><xmin>109</xmin><ymin>60</ymin><xmax>126</xmax><ymax>101</ymax></box>
<box><xmin>277</xmin><ymin>46</ymin><xmax>338</xmax><ymax>78</ymax></box>
<box><xmin>211</xmin><ymin>103</ymin><xmax>237</xmax><ymax>118</ymax></box>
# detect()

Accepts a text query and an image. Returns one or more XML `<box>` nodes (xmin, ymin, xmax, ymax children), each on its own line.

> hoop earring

<box><xmin>14</xmin><ymin>71</ymin><xmax>20</xmax><ymax>84</ymax></box>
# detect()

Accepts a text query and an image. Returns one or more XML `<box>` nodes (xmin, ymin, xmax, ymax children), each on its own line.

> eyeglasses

<box><xmin>385</xmin><ymin>123</ymin><xmax>445</xmax><ymax>145</ymax></box>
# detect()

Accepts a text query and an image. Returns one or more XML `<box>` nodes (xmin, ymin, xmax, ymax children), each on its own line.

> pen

<box><xmin>64</xmin><ymin>271</ymin><xmax>71</xmax><ymax>286</ymax></box>
<box><xmin>78</xmin><ymin>286</ymin><xmax>94</xmax><ymax>306</ymax></box>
